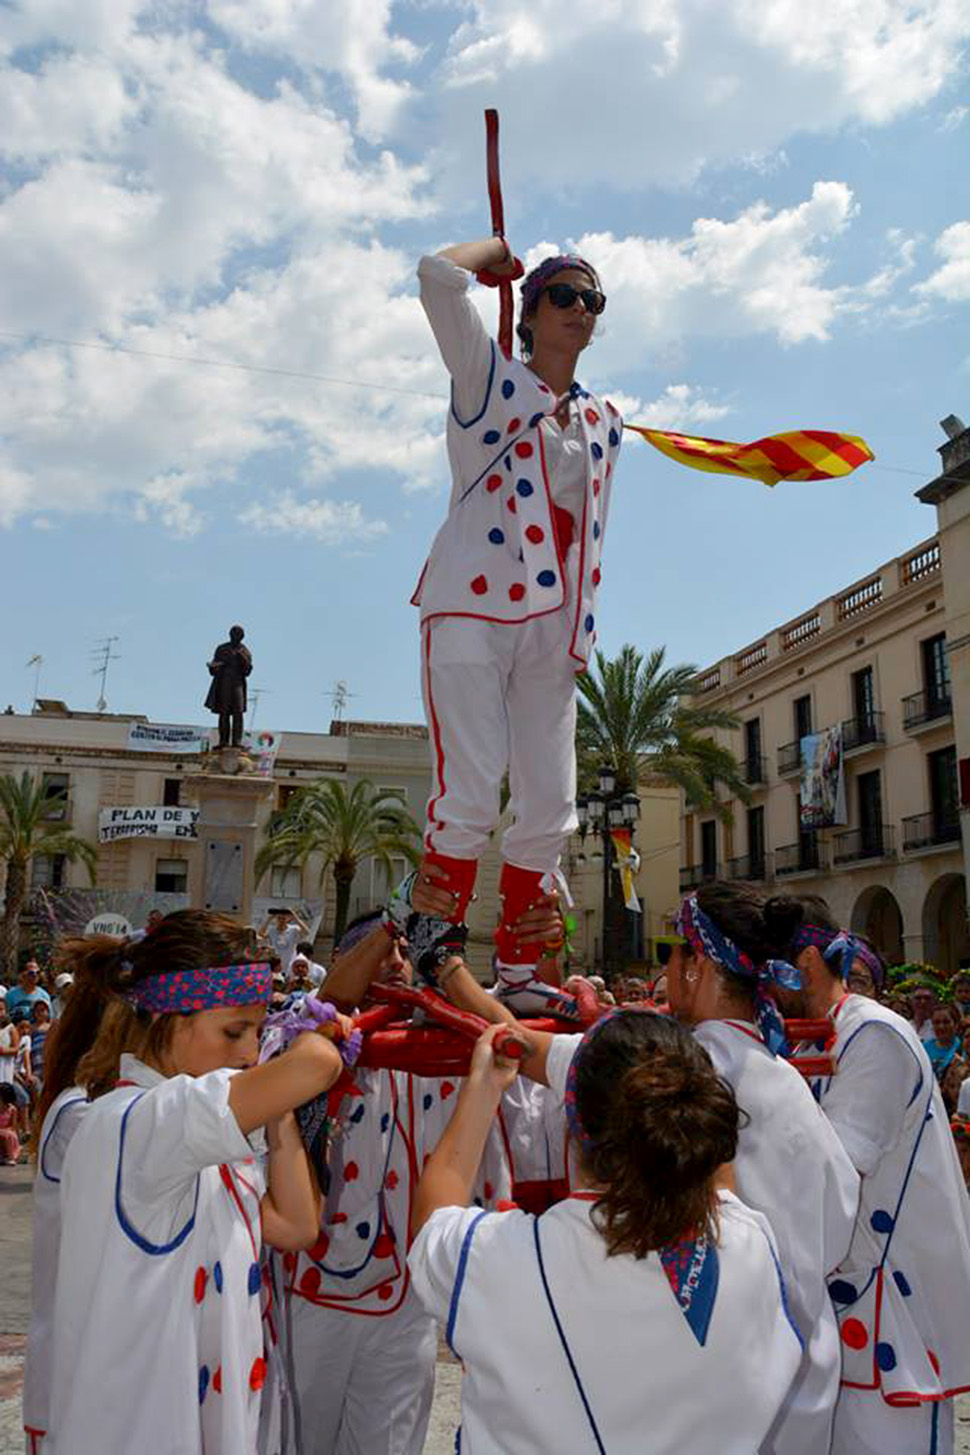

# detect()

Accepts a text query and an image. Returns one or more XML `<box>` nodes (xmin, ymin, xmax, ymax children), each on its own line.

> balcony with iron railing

<box><xmin>841</xmin><ymin>712</ymin><xmax>885</xmax><ymax>753</ymax></box>
<box><xmin>901</xmin><ymin>812</ymin><xmax>961</xmax><ymax>854</ymax></box>
<box><xmin>902</xmin><ymin>689</ymin><xmax>953</xmax><ymax>732</ymax></box>
<box><xmin>778</xmin><ymin>740</ymin><xmax>802</xmax><ymax>776</ymax></box>
<box><xmin>774</xmin><ymin>840</ymin><xmax>826</xmax><ymax>877</ymax></box>
<box><xmin>726</xmin><ymin>853</ymin><xmax>768</xmax><ymax>882</ymax></box>
<box><xmin>680</xmin><ymin>864</ymin><xmax>720</xmax><ymax>893</ymax></box>
<box><xmin>832</xmin><ymin>824</ymin><xmax>895</xmax><ymax>865</ymax></box>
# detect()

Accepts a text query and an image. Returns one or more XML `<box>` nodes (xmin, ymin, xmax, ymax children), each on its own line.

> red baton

<box><xmin>485</xmin><ymin>108</ymin><xmax>514</xmax><ymax>357</ymax></box>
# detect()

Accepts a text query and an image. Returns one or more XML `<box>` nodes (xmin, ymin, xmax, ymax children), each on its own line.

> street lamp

<box><xmin>576</xmin><ymin>767</ymin><xmax>640</xmax><ymax>981</ymax></box>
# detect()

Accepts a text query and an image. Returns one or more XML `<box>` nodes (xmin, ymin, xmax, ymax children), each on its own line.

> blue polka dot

<box><xmin>483</xmin><ymin>429</ymin><xmax>500</xmax><ymax>445</ymax></box>
<box><xmin>530</xmin><ymin>412</ymin><xmax>544</xmax><ymax>427</ymax></box>
<box><xmin>537</xmin><ymin>570</ymin><xmax>557</xmax><ymax>587</ymax></box>
<box><xmin>248</xmin><ymin>1262</ymin><xmax>261</xmax><ymax>1296</ymax></box>
<box><xmin>380</xmin><ymin>1112</ymin><xmax>390</xmax><ymax>1132</ymax></box>
<box><xmin>423</xmin><ymin>1093</ymin><xmax>433</xmax><ymax>1110</ymax></box>
<box><xmin>828</xmin><ymin>1279</ymin><xmax>858</xmax><ymax>1305</ymax></box>
<box><xmin>516</xmin><ymin>479</ymin><xmax>534</xmax><ymax>497</ymax></box>
<box><xmin>502</xmin><ymin>379</ymin><xmax>515</xmax><ymax>399</ymax></box>
<box><xmin>585</xmin><ymin>614</ymin><xmax>594</xmax><ymax>632</ymax></box>
<box><xmin>356</xmin><ymin>1221</ymin><xmax>371</xmax><ymax>1240</ymax></box>
<box><xmin>871</xmin><ymin>1210</ymin><xmax>894</xmax><ymax>1235</ymax></box>
<box><xmin>213</xmin><ymin>1261</ymin><xmax>223</xmax><ymax>1294</ymax></box>
<box><xmin>608</xmin><ymin>428</ymin><xmax>620</xmax><ymax>447</ymax></box>
<box><xmin>876</xmin><ymin>1342</ymin><xmax>897</xmax><ymax>1373</ymax></box>
<box><xmin>488</xmin><ymin>528</ymin><xmax>505</xmax><ymax>545</ymax></box>
<box><xmin>591</xmin><ymin>442</ymin><xmax>603</xmax><ymax>460</ymax></box>
<box><xmin>350</xmin><ymin>1103</ymin><xmax>365</xmax><ymax>1123</ymax></box>
<box><xmin>199</xmin><ymin>1366</ymin><xmax>210</xmax><ymax>1404</ymax></box>
<box><xmin>893</xmin><ymin>1270</ymin><xmax>912</xmax><ymax>1297</ymax></box>
<box><xmin>593</xmin><ymin>522</ymin><xmax>601</xmax><ymax>539</ymax></box>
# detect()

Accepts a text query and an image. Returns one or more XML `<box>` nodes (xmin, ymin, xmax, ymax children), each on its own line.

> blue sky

<box><xmin>2</xmin><ymin>1</ymin><xmax>969</xmax><ymax>731</ymax></box>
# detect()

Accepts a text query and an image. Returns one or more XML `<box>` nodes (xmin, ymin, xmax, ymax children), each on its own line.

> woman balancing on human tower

<box><xmin>398</xmin><ymin>233</ymin><xmax>618</xmax><ymax>1010</ymax></box>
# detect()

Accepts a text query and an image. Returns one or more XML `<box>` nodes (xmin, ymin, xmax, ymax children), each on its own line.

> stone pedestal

<box><xmin>184</xmin><ymin>770</ymin><xmax>273</xmax><ymax>923</ymax></box>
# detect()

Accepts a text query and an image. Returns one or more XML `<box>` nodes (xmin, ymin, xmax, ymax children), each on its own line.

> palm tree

<box><xmin>255</xmin><ymin>778</ymin><xmax>422</xmax><ymax>944</ymax></box>
<box><xmin>576</xmin><ymin>644</ymin><xmax>749</xmax><ymax>813</ymax></box>
<box><xmin>0</xmin><ymin>771</ymin><xmax>98</xmax><ymax>977</ymax></box>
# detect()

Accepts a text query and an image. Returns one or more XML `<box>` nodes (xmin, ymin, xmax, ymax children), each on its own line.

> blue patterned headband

<box><xmin>789</xmin><ymin>923</ymin><xmax>885</xmax><ymax>992</ymax></box>
<box><xmin>675</xmin><ymin>894</ymin><xmax>800</xmax><ymax>1057</ymax></box>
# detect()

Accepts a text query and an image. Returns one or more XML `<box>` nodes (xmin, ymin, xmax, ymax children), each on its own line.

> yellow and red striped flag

<box><xmin>624</xmin><ymin>424</ymin><xmax>874</xmax><ymax>487</ymax></box>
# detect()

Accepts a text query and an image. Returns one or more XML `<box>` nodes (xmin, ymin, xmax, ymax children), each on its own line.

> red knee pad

<box><xmin>494</xmin><ymin>863</ymin><xmax>546</xmax><ymax>964</ymax></box>
<box><xmin>421</xmin><ymin>851</ymin><xmax>478</xmax><ymax>923</ymax></box>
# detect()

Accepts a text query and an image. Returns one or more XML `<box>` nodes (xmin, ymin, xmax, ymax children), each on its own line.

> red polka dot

<box><xmin>507</xmin><ymin>417</ymin><xmax>522</xmax><ymax>433</ymax></box>
<box><xmin>525</xmin><ymin>524</ymin><xmax>545</xmax><ymax>544</ymax></box>
<box><xmin>506</xmin><ymin>497</ymin><xmax>517</xmax><ymax>513</ymax></box>
<box><xmin>344</xmin><ymin>1161</ymin><xmax>359</xmax><ymax>1182</ymax></box>
<box><xmin>213</xmin><ymin>1366</ymin><xmax>222</xmax><ymax>1394</ymax></box>
<box><xmin>592</xmin><ymin>567</ymin><xmax>601</xmax><ymax>586</ymax></box>
<box><xmin>249</xmin><ymin>1357</ymin><xmax>267</xmax><ymax>1392</ymax></box>
<box><xmin>440</xmin><ymin>1081</ymin><xmax>455</xmax><ymax>1100</ymax></box>
<box><xmin>842</xmin><ymin>1318</ymin><xmax>868</xmax><ymax>1350</ymax></box>
<box><xmin>470</xmin><ymin>575</ymin><xmax>488</xmax><ymax>596</ymax></box>
<box><xmin>928</xmin><ymin>1349</ymin><xmax>941</xmax><ymax>1376</ymax></box>
<box><xmin>300</xmin><ymin>1267</ymin><xmax>322</xmax><ymax>1296</ymax></box>
<box><xmin>374</xmin><ymin>1232</ymin><xmax>396</xmax><ymax>1259</ymax></box>
<box><xmin>484</xmin><ymin>1181</ymin><xmax>494</xmax><ymax>1199</ymax></box>
<box><xmin>378</xmin><ymin>1283</ymin><xmax>394</xmax><ymax>1302</ymax></box>
<box><xmin>486</xmin><ymin>473</ymin><xmax>502</xmax><ymax>492</ymax></box>
<box><xmin>330</xmin><ymin>1212</ymin><xmax>348</xmax><ymax>1225</ymax></box>
<box><xmin>194</xmin><ymin>1267</ymin><xmax>207</xmax><ymax>1303</ymax></box>
<box><xmin>496</xmin><ymin>1199</ymin><xmax>520</xmax><ymax>1212</ymax></box>
<box><xmin>514</xmin><ymin>441</ymin><xmax>533</xmax><ymax>458</ymax></box>
<box><xmin>509</xmin><ymin>583</ymin><xmax>526</xmax><ymax>602</ymax></box>
<box><xmin>385</xmin><ymin>1169</ymin><xmax>399</xmax><ymax>1191</ymax></box>
<box><xmin>308</xmin><ymin>1232</ymin><xmax>330</xmax><ymax>1262</ymax></box>
<box><xmin>592</xmin><ymin>478</ymin><xmax>601</xmax><ymax>497</ymax></box>
<box><xmin>585</xmin><ymin>408</ymin><xmax>600</xmax><ymax>425</ymax></box>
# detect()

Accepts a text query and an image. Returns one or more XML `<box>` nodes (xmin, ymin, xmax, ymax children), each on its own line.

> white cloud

<box><xmin>915</xmin><ymin>222</ymin><xmax>970</xmax><ymax>303</ymax></box>
<box><xmin>433</xmin><ymin>0</ymin><xmax>970</xmax><ymax>191</ymax></box>
<box><xmin>240</xmin><ymin>491</ymin><xmax>388</xmax><ymax>544</ymax></box>
<box><xmin>612</xmin><ymin>384</ymin><xmax>731</xmax><ymax>431</ymax></box>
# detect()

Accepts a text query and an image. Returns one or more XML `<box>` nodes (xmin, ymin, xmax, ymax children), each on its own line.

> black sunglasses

<box><xmin>542</xmin><ymin>282</ymin><xmax>607</xmax><ymax>315</ymax></box>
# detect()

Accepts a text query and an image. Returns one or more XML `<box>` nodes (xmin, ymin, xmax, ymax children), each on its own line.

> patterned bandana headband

<box><xmin>519</xmin><ymin>254</ymin><xmax>601</xmax><ymax>315</ymax></box>
<box><xmin>789</xmin><ymin>923</ymin><xmax>885</xmax><ymax>993</ymax></box>
<box><xmin>675</xmin><ymin>893</ymin><xmax>800</xmax><ymax>1058</ymax></box>
<box><xmin>126</xmin><ymin>962</ymin><xmax>273</xmax><ymax>1014</ymax></box>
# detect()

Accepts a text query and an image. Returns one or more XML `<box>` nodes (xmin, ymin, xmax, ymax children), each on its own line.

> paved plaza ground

<box><xmin>1</xmin><ymin>1161</ymin><xmax>967</xmax><ymax>1454</ymax></box>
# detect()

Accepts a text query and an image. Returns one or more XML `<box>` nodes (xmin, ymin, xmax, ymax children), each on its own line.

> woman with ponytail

<box><xmin>407</xmin><ymin>1014</ymin><xmax>802</xmax><ymax>1454</ymax></box>
<box><xmin>665</xmin><ymin>882</ymin><xmax>858</xmax><ymax>1455</ymax></box>
<box><xmin>43</xmin><ymin>910</ymin><xmax>350</xmax><ymax>1455</ymax></box>
<box><xmin>765</xmin><ymin>893</ymin><xmax>970</xmax><ymax>1455</ymax></box>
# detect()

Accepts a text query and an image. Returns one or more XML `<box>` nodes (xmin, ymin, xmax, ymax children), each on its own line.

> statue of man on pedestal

<box><xmin>205</xmin><ymin>625</ymin><xmax>252</xmax><ymax>749</ymax></box>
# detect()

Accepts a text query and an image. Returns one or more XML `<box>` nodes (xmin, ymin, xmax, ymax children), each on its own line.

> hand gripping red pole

<box><xmin>485</xmin><ymin>108</ymin><xmax>514</xmax><ymax>357</ymax></box>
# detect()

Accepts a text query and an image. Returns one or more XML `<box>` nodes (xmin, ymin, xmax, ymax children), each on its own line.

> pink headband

<box><xmin>127</xmin><ymin>962</ymin><xmax>273</xmax><ymax>1014</ymax></box>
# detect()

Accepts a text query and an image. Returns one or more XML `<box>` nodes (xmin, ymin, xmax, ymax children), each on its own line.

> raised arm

<box><xmin>316</xmin><ymin>925</ymin><xmax>395</xmax><ymax>1012</ymax></box>
<box><xmin>418</xmin><ymin>238</ymin><xmax>517</xmax><ymax>424</ymax></box>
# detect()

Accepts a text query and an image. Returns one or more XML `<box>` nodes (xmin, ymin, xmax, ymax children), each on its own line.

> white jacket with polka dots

<box><xmin>412</xmin><ymin>260</ymin><xmax>622</xmax><ymax>669</ymax></box>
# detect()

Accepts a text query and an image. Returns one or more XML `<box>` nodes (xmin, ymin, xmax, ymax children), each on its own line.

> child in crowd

<box><xmin>45</xmin><ymin>910</ymin><xmax>349</xmax><ymax>1455</ymax></box>
<box><xmin>0</xmin><ymin>1083</ymin><xmax>20</xmax><ymax>1164</ymax></box>
<box><xmin>408</xmin><ymin>1013</ymin><xmax>802</xmax><ymax>1453</ymax></box>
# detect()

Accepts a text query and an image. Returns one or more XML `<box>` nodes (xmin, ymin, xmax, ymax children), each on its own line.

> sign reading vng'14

<box><xmin>98</xmin><ymin>806</ymin><xmax>200</xmax><ymax>843</ymax></box>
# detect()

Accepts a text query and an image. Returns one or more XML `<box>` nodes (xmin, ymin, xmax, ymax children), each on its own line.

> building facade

<box><xmin>680</xmin><ymin>536</ymin><xmax>969</xmax><ymax>973</ymax></box>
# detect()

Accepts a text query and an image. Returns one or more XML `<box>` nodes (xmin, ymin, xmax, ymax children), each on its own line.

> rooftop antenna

<box><xmin>327</xmin><ymin>679</ymin><xmax>357</xmax><ymax>726</ymax></box>
<box><xmin>25</xmin><ymin>654</ymin><xmax>43</xmax><ymax>711</ymax></box>
<box><xmin>247</xmin><ymin>686</ymin><xmax>271</xmax><ymax>729</ymax></box>
<box><xmin>91</xmin><ymin>636</ymin><xmax>121</xmax><ymax>713</ymax></box>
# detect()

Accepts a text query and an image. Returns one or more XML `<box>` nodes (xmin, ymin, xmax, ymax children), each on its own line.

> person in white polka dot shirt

<box><xmin>411</xmin><ymin>237</ymin><xmax>622</xmax><ymax>1012</ymax></box>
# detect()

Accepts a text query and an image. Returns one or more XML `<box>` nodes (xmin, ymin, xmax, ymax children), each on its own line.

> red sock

<box><xmin>494</xmin><ymin>862</ymin><xmax>546</xmax><ymax>964</ymax></box>
<box><xmin>420</xmin><ymin>851</ymin><xmax>478</xmax><ymax>923</ymax></box>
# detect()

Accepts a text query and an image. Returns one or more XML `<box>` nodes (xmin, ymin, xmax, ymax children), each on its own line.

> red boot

<box><xmin>494</xmin><ymin>862</ymin><xmax>547</xmax><ymax>964</ymax></box>
<box><xmin>419</xmin><ymin>851</ymin><xmax>478</xmax><ymax>924</ymax></box>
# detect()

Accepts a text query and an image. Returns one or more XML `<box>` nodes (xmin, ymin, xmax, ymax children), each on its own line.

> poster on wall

<box><xmin>98</xmin><ymin>805</ymin><xmax>200</xmax><ymax>842</ymax></box>
<box><xmin>242</xmin><ymin>729</ymin><xmax>282</xmax><ymax>777</ymax></box>
<box><xmin>799</xmin><ymin>725</ymin><xmax>847</xmax><ymax>829</ymax></box>
<box><xmin>127</xmin><ymin>722</ymin><xmax>208</xmax><ymax>754</ymax></box>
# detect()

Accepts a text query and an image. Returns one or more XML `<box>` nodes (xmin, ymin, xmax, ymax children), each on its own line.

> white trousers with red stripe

<box><xmin>421</xmin><ymin>610</ymin><xmax>578</xmax><ymax>873</ymax></box>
